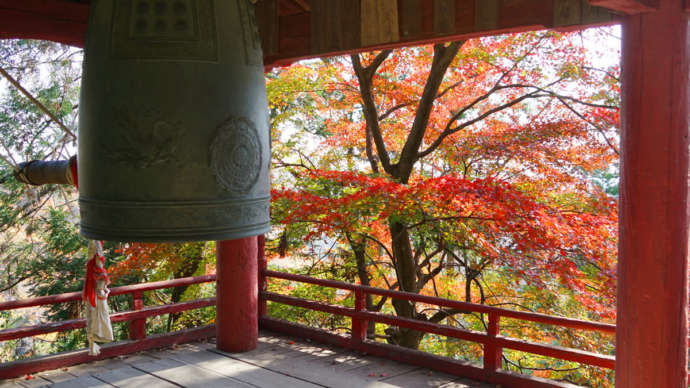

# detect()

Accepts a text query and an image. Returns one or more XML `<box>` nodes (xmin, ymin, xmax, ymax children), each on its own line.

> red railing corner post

<box><xmin>129</xmin><ymin>290</ymin><xmax>146</xmax><ymax>340</ymax></box>
<box><xmin>483</xmin><ymin>312</ymin><xmax>501</xmax><ymax>371</ymax></box>
<box><xmin>258</xmin><ymin>234</ymin><xmax>267</xmax><ymax>318</ymax></box>
<box><xmin>351</xmin><ymin>289</ymin><xmax>367</xmax><ymax>347</ymax></box>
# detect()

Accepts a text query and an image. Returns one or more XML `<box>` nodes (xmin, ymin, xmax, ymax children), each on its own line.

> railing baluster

<box><xmin>351</xmin><ymin>289</ymin><xmax>367</xmax><ymax>348</ymax></box>
<box><xmin>129</xmin><ymin>290</ymin><xmax>146</xmax><ymax>340</ymax></box>
<box><xmin>258</xmin><ymin>234</ymin><xmax>267</xmax><ymax>318</ymax></box>
<box><xmin>483</xmin><ymin>312</ymin><xmax>502</xmax><ymax>371</ymax></box>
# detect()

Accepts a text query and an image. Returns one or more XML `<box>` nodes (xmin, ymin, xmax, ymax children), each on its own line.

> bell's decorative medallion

<box><xmin>211</xmin><ymin>116</ymin><xmax>262</xmax><ymax>195</ymax></box>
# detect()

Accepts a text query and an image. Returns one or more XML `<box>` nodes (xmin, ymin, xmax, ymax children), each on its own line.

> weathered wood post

<box><xmin>216</xmin><ymin>237</ymin><xmax>259</xmax><ymax>352</ymax></box>
<box><xmin>617</xmin><ymin>2</ymin><xmax>689</xmax><ymax>386</ymax></box>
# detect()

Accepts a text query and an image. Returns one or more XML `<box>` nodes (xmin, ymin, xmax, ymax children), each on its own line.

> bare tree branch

<box><xmin>351</xmin><ymin>51</ymin><xmax>394</xmax><ymax>175</ymax></box>
<box><xmin>0</xmin><ymin>65</ymin><xmax>77</xmax><ymax>140</ymax></box>
<box><xmin>396</xmin><ymin>41</ymin><xmax>464</xmax><ymax>183</ymax></box>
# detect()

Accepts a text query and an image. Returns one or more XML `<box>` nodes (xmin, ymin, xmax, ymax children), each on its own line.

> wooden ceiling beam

<box><xmin>0</xmin><ymin>0</ymin><xmax>88</xmax><ymax>47</ymax></box>
<box><xmin>587</xmin><ymin>0</ymin><xmax>659</xmax><ymax>14</ymax></box>
<box><xmin>257</xmin><ymin>0</ymin><xmax>618</xmax><ymax>68</ymax></box>
<box><xmin>0</xmin><ymin>0</ymin><xmax>619</xmax><ymax>68</ymax></box>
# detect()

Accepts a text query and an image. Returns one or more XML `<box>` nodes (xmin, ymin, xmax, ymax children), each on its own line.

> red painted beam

<box><xmin>108</xmin><ymin>275</ymin><xmax>216</xmax><ymax>297</ymax></box>
<box><xmin>0</xmin><ymin>274</ymin><xmax>215</xmax><ymax>311</ymax></box>
<box><xmin>263</xmin><ymin>291</ymin><xmax>614</xmax><ymax>369</ymax></box>
<box><xmin>0</xmin><ymin>318</ymin><xmax>86</xmax><ymax>342</ymax></box>
<box><xmin>616</xmin><ymin>1</ymin><xmax>690</xmax><ymax>387</ymax></box>
<box><xmin>0</xmin><ymin>325</ymin><xmax>215</xmax><ymax>380</ymax></box>
<box><xmin>264</xmin><ymin>270</ymin><xmax>616</xmax><ymax>333</ymax></box>
<box><xmin>0</xmin><ymin>0</ymin><xmax>88</xmax><ymax>47</ymax></box>
<box><xmin>263</xmin><ymin>291</ymin><xmax>489</xmax><ymax>344</ymax></box>
<box><xmin>588</xmin><ymin>0</ymin><xmax>659</xmax><ymax>14</ymax></box>
<box><xmin>496</xmin><ymin>336</ymin><xmax>614</xmax><ymax>369</ymax></box>
<box><xmin>0</xmin><ymin>298</ymin><xmax>215</xmax><ymax>341</ymax></box>
<box><xmin>0</xmin><ymin>291</ymin><xmax>82</xmax><ymax>312</ymax></box>
<box><xmin>216</xmin><ymin>237</ymin><xmax>258</xmax><ymax>352</ymax></box>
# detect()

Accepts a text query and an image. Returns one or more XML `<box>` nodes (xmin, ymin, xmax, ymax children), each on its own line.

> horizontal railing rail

<box><xmin>0</xmin><ymin>274</ymin><xmax>216</xmax><ymax>312</ymax></box>
<box><xmin>0</xmin><ymin>298</ymin><xmax>216</xmax><ymax>342</ymax></box>
<box><xmin>260</xmin><ymin>269</ymin><xmax>616</xmax><ymax>387</ymax></box>
<box><xmin>263</xmin><ymin>270</ymin><xmax>616</xmax><ymax>334</ymax></box>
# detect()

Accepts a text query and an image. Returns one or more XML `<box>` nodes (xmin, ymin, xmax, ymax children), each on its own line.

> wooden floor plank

<box><xmin>0</xmin><ymin>380</ymin><xmax>23</xmax><ymax>388</ymax></box>
<box><xmin>14</xmin><ymin>375</ymin><xmax>51</xmax><ymax>388</ymax></box>
<box><xmin>439</xmin><ymin>381</ymin><xmax>479</xmax><ymax>388</ymax></box>
<box><xmin>65</xmin><ymin>358</ymin><xmax>132</xmax><ymax>377</ymax></box>
<box><xmin>381</xmin><ymin>368</ymin><xmax>458</xmax><ymax>387</ymax></box>
<box><xmin>275</xmin><ymin>342</ymin><xmax>346</xmax><ymax>359</ymax></box>
<box><xmin>165</xmin><ymin>348</ymin><xmax>320</xmax><ymax>388</ymax></box>
<box><xmin>93</xmin><ymin>366</ymin><xmax>177</xmax><ymax>388</ymax></box>
<box><xmin>49</xmin><ymin>375</ymin><xmax>113</xmax><ymax>388</ymax></box>
<box><xmin>131</xmin><ymin>357</ymin><xmax>254</xmax><ymax>388</ymax></box>
<box><xmin>341</xmin><ymin>355</ymin><xmax>420</xmax><ymax>382</ymax></box>
<box><xmin>317</xmin><ymin>351</ymin><xmax>376</xmax><ymax>370</ymax></box>
<box><xmin>37</xmin><ymin>369</ymin><xmax>76</xmax><ymax>384</ymax></box>
<box><xmin>210</xmin><ymin>345</ymin><xmax>313</xmax><ymax>367</ymax></box>
<box><xmin>215</xmin><ymin>348</ymin><xmax>399</xmax><ymax>388</ymax></box>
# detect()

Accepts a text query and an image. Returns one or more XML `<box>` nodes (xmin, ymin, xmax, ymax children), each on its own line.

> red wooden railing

<box><xmin>0</xmin><ymin>268</ymin><xmax>616</xmax><ymax>387</ymax></box>
<box><xmin>0</xmin><ymin>275</ymin><xmax>216</xmax><ymax>379</ymax></box>
<box><xmin>259</xmin><ymin>270</ymin><xmax>616</xmax><ymax>388</ymax></box>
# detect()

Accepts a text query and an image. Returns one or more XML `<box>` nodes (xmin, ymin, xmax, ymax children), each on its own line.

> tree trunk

<box><xmin>351</xmin><ymin>43</ymin><xmax>464</xmax><ymax>350</ymax></box>
<box><xmin>386</xmin><ymin>220</ymin><xmax>425</xmax><ymax>348</ymax></box>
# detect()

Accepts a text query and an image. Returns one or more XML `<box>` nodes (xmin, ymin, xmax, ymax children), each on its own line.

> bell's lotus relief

<box><xmin>104</xmin><ymin>108</ymin><xmax>185</xmax><ymax>169</ymax></box>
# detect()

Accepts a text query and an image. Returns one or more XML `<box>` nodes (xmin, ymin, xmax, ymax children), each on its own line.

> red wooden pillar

<box><xmin>216</xmin><ymin>237</ymin><xmax>258</xmax><ymax>352</ymax></box>
<box><xmin>617</xmin><ymin>2</ymin><xmax>690</xmax><ymax>387</ymax></box>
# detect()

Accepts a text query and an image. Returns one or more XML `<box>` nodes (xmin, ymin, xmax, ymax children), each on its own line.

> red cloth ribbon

<box><xmin>83</xmin><ymin>253</ymin><xmax>110</xmax><ymax>308</ymax></box>
<box><xmin>70</xmin><ymin>158</ymin><xmax>78</xmax><ymax>189</ymax></box>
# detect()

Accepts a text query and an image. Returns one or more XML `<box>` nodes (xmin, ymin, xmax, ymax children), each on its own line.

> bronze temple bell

<box><xmin>78</xmin><ymin>0</ymin><xmax>270</xmax><ymax>241</ymax></box>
